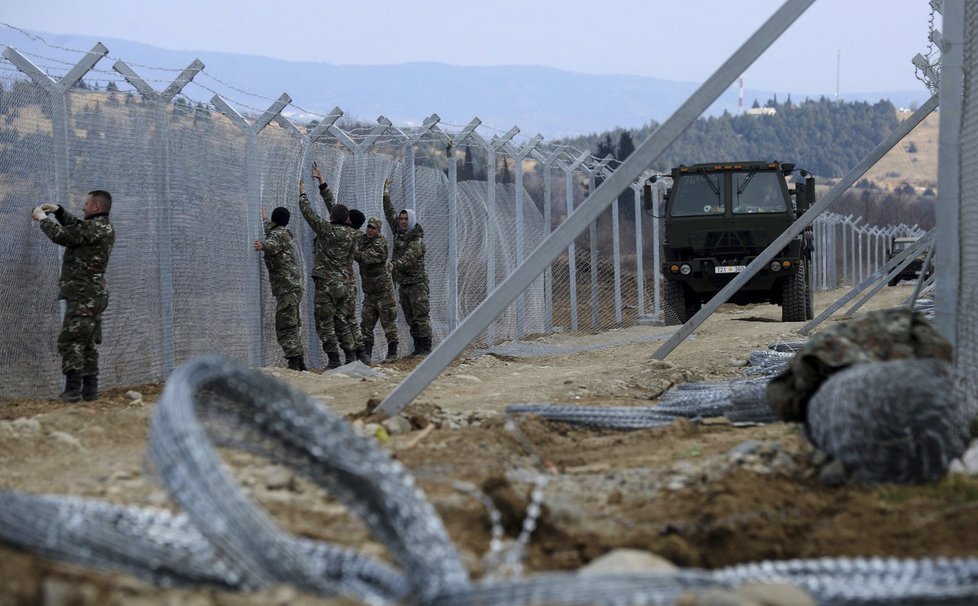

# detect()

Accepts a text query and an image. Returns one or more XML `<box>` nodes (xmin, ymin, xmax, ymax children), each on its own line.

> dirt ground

<box><xmin>3</xmin><ymin>283</ymin><xmax>978</xmax><ymax>605</ymax></box>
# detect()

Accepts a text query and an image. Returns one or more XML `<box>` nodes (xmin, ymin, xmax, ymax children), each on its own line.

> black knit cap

<box><xmin>271</xmin><ymin>207</ymin><xmax>290</xmax><ymax>226</ymax></box>
<box><xmin>330</xmin><ymin>204</ymin><xmax>349</xmax><ymax>224</ymax></box>
<box><xmin>349</xmin><ymin>209</ymin><xmax>366</xmax><ymax>229</ymax></box>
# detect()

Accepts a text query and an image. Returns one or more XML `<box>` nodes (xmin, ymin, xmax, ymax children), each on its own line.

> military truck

<box><xmin>887</xmin><ymin>236</ymin><xmax>932</xmax><ymax>286</ymax></box>
<box><xmin>644</xmin><ymin>161</ymin><xmax>815</xmax><ymax>324</ymax></box>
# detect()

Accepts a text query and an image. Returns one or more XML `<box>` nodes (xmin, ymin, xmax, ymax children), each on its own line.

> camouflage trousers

<box><xmin>361</xmin><ymin>289</ymin><xmax>399</xmax><ymax>348</ymax></box>
<box><xmin>58</xmin><ymin>295</ymin><xmax>108</xmax><ymax>376</ymax></box>
<box><xmin>313</xmin><ymin>278</ymin><xmax>354</xmax><ymax>353</ymax></box>
<box><xmin>335</xmin><ymin>287</ymin><xmax>362</xmax><ymax>351</ymax></box>
<box><xmin>398</xmin><ymin>281</ymin><xmax>432</xmax><ymax>341</ymax></box>
<box><xmin>273</xmin><ymin>288</ymin><xmax>303</xmax><ymax>359</ymax></box>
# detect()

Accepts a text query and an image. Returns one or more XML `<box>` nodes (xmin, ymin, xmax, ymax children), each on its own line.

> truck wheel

<box><xmin>805</xmin><ymin>264</ymin><xmax>814</xmax><ymax>320</ymax></box>
<box><xmin>664</xmin><ymin>280</ymin><xmax>689</xmax><ymax>325</ymax></box>
<box><xmin>781</xmin><ymin>259</ymin><xmax>809</xmax><ymax>322</ymax></box>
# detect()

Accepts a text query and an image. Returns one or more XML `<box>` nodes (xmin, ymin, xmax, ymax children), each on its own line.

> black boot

<box><xmin>81</xmin><ymin>375</ymin><xmax>98</xmax><ymax>402</ymax></box>
<box><xmin>326</xmin><ymin>351</ymin><xmax>341</xmax><ymax>369</ymax></box>
<box><xmin>59</xmin><ymin>371</ymin><xmax>82</xmax><ymax>402</ymax></box>
<box><xmin>385</xmin><ymin>341</ymin><xmax>398</xmax><ymax>362</ymax></box>
<box><xmin>412</xmin><ymin>337</ymin><xmax>432</xmax><ymax>357</ymax></box>
<box><xmin>357</xmin><ymin>347</ymin><xmax>371</xmax><ymax>365</ymax></box>
<box><xmin>286</xmin><ymin>356</ymin><xmax>301</xmax><ymax>370</ymax></box>
<box><xmin>295</xmin><ymin>356</ymin><xmax>307</xmax><ymax>371</ymax></box>
<box><xmin>343</xmin><ymin>348</ymin><xmax>357</xmax><ymax>365</ymax></box>
<box><xmin>362</xmin><ymin>344</ymin><xmax>373</xmax><ymax>365</ymax></box>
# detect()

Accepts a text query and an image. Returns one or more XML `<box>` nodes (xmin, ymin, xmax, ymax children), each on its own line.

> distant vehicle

<box><xmin>887</xmin><ymin>236</ymin><xmax>932</xmax><ymax>286</ymax></box>
<box><xmin>645</xmin><ymin>161</ymin><xmax>815</xmax><ymax>324</ymax></box>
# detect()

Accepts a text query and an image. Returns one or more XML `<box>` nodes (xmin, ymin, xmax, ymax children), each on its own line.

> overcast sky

<box><xmin>1</xmin><ymin>0</ymin><xmax>938</xmax><ymax>96</ymax></box>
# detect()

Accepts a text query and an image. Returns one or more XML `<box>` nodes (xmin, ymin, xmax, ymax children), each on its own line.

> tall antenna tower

<box><xmin>836</xmin><ymin>48</ymin><xmax>841</xmax><ymax>99</ymax></box>
<box><xmin>739</xmin><ymin>77</ymin><xmax>744</xmax><ymax>113</ymax></box>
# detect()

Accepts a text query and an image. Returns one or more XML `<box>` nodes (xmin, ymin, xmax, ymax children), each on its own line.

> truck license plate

<box><xmin>715</xmin><ymin>265</ymin><xmax>746</xmax><ymax>274</ymax></box>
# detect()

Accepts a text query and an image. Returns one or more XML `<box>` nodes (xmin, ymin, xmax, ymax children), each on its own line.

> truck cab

<box><xmin>652</xmin><ymin>161</ymin><xmax>815</xmax><ymax>323</ymax></box>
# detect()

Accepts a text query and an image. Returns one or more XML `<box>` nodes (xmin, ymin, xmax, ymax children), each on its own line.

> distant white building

<box><xmin>746</xmin><ymin>107</ymin><xmax>777</xmax><ymax>116</ymax></box>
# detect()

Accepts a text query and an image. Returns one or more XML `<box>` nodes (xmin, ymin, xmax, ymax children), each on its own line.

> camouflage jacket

<box><xmin>383</xmin><ymin>193</ymin><xmax>428</xmax><ymax>285</ymax></box>
<box><xmin>298</xmin><ymin>192</ymin><xmax>356</xmax><ymax>287</ymax></box>
<box><xmin>40</xmin><ymin>208</ymin><xmax>115</xmax><ymax>301</ymax></box>
<box><xmin>260</xmin><ymin>221</ymin><xmax>302</xmax><ymax>296</ymax></box>
<box><xmin>766</xmin><ymin>308</ymin><xmax>953</xmax><ymax>422</ymax></box>
<box><xmin>356</xmin><ymin>232</ymin><xmax>394</xmax><ymax>295</ymax></box>
<box><xmin>318</xmin><ymin>183</ymin><xmax>361</xmax><ymax>289</ymax></box>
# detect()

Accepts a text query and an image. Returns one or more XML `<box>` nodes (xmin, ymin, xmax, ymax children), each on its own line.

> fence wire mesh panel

<box><xmin>0</xmin><ymin>75</ymin><xmax>60</xmax><ymax>397</ymax></box>
<box><xmin>0</xmin><ymin>38</ymin><xmax>940</xmax><ymax>397</ymax></box>
<box><xmin>958</xmin><ymin>2</ymin><xmax>978</xmax><ymax>406</ymax></box>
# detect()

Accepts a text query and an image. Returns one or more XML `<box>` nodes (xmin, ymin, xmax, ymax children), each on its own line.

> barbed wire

<box><xmin>0</xmin><ymin>20</ymin><xmax>607</xmax><ymax>169</ymax></box>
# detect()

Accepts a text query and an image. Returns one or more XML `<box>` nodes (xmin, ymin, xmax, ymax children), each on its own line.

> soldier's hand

<box><xmin>31</xmin><ymin>207</ymin><xmax>46</xmax><ymax>221</ymax></box>
<box><xmin>383</xmin><ymin>178</ymin><xmax>390</xmax><ymax>193</ymax></box>
<box><xmin>299</xmin><ymin>178</ymin><xmax>305</xmax><ymax>195</ymax></box>
<box><xmin>312</xmin><ymin>162</ymin><xmax>324</xmax><ymax>184</ymax></box>
<box><xmin>260</xmin><ymin>208</ymin><xmax>267</xmax><ymax>221</ymax></box>
<box><xmin>39</xmin><ymin>203</ymin><xmax>58</xmax><ymax>213</ymax></box>
<box><xmin>254</xmin><ymin>240</ymin><xmax>263</xmax><ymax>251</ymax></box>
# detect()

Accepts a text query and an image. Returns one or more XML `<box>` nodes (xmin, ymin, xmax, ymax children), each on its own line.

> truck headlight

<box><xmin>680</xmin><ymin>264</ymin><xmax>692</xmax><ymax>275</ymax></box>
<box><xmin>770</xmin><ymin>262</ymin><xmax>782</xmax><ymax>272</ymax></box>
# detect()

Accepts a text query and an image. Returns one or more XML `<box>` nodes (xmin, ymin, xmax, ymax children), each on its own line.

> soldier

<box><xmin>383</xmin><ymin>178</ymin><xmax>432</xmax><ymax>356</ymax></box>
<box><xmin>357</xmin><ymin>215</ymin><xmax>399</xmax><ymax>362</ymax></box>
<box><xmin>254</xmin><ymin>206</ymin><xmax>306</xmax><ymax>371</ymax></box>
<box><xmin>298</xmin><ymin>177</ymin><xmax>357</xmax><ymax>369</ymax></box>
<box><xmin>311</xmin><ymin>163</ymin><xmax>369</xmax><ymax>365</ymax></box>
<box><xmin>31</xmin><ymin>191</ymin><xmax>116</xmax><ymax>402</ymax></box>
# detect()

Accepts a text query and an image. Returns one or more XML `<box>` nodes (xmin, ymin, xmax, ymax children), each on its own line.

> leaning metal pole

<box><xmin>651</xmin><ymin>94</ymin><xmax>938</xmax><ymax>360</ymax></box>
<box><xmin>377</xmin><ymin>0</ymin><xmax>816</xmax><ymax>416</ymax></box>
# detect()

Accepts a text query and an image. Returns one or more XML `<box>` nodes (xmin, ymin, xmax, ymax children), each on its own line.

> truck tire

<box><xmin>664</xmin><ymin>279</ymin><xmax>689</xmax><ymax>325</ymax></box>
<box><xmin>781</xmin><ymin>259</ymin><xmax>808</xmax><ymax>322</ymax></box>
<box><xmin>805</xmin><ymin>263</ymin><xmax>814</xmax><ymax>320</ymax></box>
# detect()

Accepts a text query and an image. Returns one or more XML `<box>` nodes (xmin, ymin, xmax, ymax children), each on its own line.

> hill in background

<box><xmin>0</xmin><ymin>28</ymin><xmax>933</xmax><ymax>139</ymax></box>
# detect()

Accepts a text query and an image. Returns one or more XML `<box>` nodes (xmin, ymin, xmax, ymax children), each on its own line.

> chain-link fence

<box><xmin>0</xmin><ymin>30</ymin><xmax>937</xmax><ymax>398</ymax></box>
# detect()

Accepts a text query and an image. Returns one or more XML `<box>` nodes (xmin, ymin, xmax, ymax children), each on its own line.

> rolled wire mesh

<box><xmin>4</xmin><ymin>355</ymin><xmax>978</xmax><ymax>605</ymax></box>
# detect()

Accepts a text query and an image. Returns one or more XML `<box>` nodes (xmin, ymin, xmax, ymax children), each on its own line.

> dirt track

<box><xmin>3</xmin><ymin>284</ymin><xmax>978</xmax><ymax>604</ymax></box>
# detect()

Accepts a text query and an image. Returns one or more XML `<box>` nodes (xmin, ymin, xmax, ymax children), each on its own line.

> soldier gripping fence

<box><xmin>255</xmin><ymin>206</ymin><xmax>306</xmax><ymax>371</ymax></box>
<box><xmin>383</xmin><ymin>178</ymin><xmax>432</xmax><ymax>357</ymax></box>
<box><xmin>32</xmin><ymin>191</ymin><xmax>116</xmax><ymax>402</ymax></box>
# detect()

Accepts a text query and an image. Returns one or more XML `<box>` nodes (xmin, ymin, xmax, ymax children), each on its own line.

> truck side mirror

<box><xmin>643</xmin><ymin>184</ymin><xmax>654</xmax><ymax>212</ymax></box>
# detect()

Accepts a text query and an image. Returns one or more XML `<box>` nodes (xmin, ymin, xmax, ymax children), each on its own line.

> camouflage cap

<box><xmin>367</xmin><ymin>217</ymin><xmax>382</xmax><ymax>229</ymax></box>
<box><xmin>765</xmin><ymin>308</ymin><xmax>952</xmax><ymax>423</ymax></box>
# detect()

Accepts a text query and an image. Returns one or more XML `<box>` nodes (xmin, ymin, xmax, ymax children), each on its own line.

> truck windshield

<box><xmin>732</xmin><ymin>171</ymin><xmax>787</xmax><ymax>214</ymax></box>
<box><xmin>670</xmin><ymin>172</ymin><xmax>724</xmax><ymax>216</ymax></box>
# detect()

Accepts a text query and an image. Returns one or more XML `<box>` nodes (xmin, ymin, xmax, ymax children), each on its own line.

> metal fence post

<box><xmin>378</xmin><ymin>0</ymin><xmax>816</xmax><ymax>415</ymax></box>
<box><xmin>557</xmin><ymin>150</ymin><xmax>591</xmax><ymax>331</ymax></box>
<box><xmin>531</xmin><ymin>145</ymin><xmax>566</xmax><ymax>334</ymax></box>
<box><xmin>396</xmin><ymin>114</ymin><xmax>440</xmax><ymax>212</ymax></box>
<box><xmin>211</xmin><ymin>92</ymin><xmax>291</xmax><ymax>367</ymax></box>
<box><xmin>433</xmin><ymin>118</ymin><xmax>481</xmax><ymax>332</ymax></box>
<box><xmin>485</xmin><ymin>126</ymin><xmax>518</xmax><ymax>343</ymax></box>
<box><xmin>113</xmin><ymin>58</ymin><xmax>204</xmax><ymax>374</ymax></box>
<box><xmin>507</xmin><ymin>134</ymin><xmax>543</xmax><ymax>339</ymax></box>
<box><xmin>597</xmin><ymin>161</ymin><xmax>623</xmax><ymax>324</ymax></box>
<box><xmin>582</xmin><ymin>155</ymin><xmax>612</xmax><ymax>328</ymax></box>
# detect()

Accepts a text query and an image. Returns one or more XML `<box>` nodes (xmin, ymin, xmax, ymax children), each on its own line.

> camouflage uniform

<box><xmin>40</xmin><ymin>206</ymin><xmax>115</xmax><ymax>376</ymax></box>
<box><xmin>299</xmin><ymin>187</ymin><xmax>357</xmax><ymax>354</ymax></box>
<box><xmin>384</xmin><ymin>192</ymin><xmax>432</xmax><ymax>349</ymax></box>
<box><xmin>258</xmin><ymin>220</ymin><xmax>303</xmax><ymax>359</ymax></box>
<box><xmin>317</xmin><ymin>183</ymin><xmax>363</xmax><ymax>354</ymax></box>
<box><xmin>356</xmin><ymin>218</ymin><xmax>398</xmax><ymax>351</ymax></box>
<box><xmin>766</xmin><ymin>308</ymin><xmax>952</xmax><ymax>422</ymax></box>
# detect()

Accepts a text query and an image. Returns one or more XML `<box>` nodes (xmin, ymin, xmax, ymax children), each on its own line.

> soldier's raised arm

<box><xmin>298</xmin><ymin>178</ymin><xmax>331</xmax><ymax>235</ymax></box>
<box><xmin>312</xmin><ymin>161</ymin><xmax>335</xmax><ymax>212</ymax></box>
<box><xmin>382</xmin><ymin>178</ymin><xmax>398</xmax><ymax>232</ymax></box>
